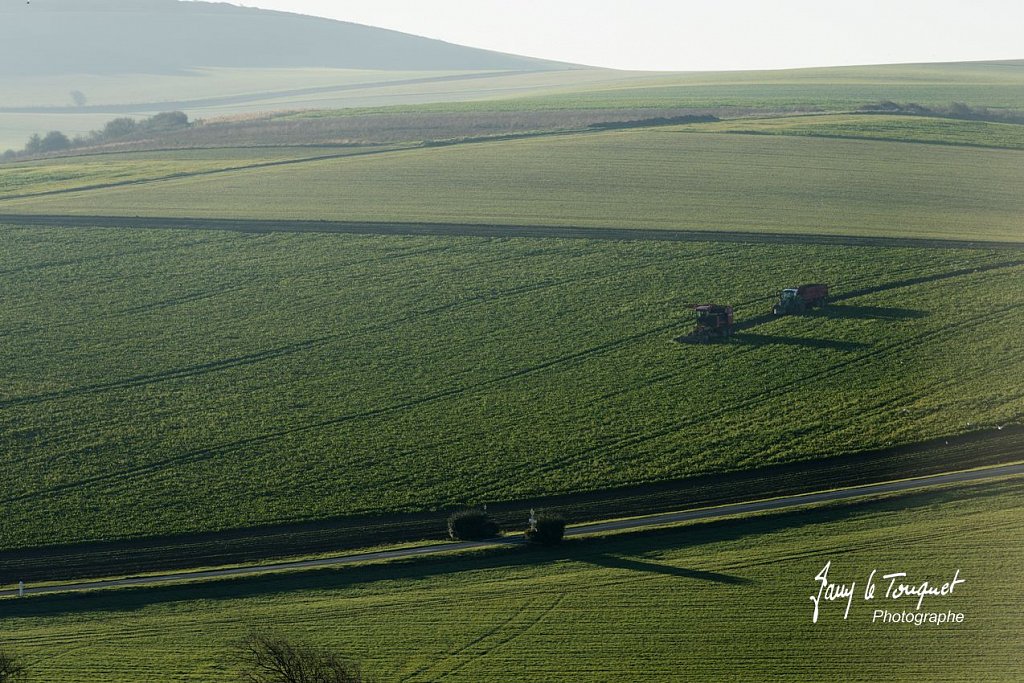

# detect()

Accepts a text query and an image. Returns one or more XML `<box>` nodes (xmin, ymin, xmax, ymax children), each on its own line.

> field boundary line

<box><xmin>0</xmin><ymin>146</ymin><xmax>415</xmax><ymax>202</ymax></box>
<box><xmin>3</xmin><ymin>213</ymin><xmax>1024</xmax><ymax>249</ymax></box>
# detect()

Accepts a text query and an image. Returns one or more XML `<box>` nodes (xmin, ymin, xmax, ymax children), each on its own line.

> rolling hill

<box><xmin>0</xmin><ymin>0</ymin><xmax>573</xmax><ymax>76</ymax></box>
<box><xmin>0</xmin><ymin>4</ymin><xmax>1021</xmax><ymax>680</ymax></box>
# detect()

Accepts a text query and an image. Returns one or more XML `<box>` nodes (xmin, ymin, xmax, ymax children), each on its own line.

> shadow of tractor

<box><xmin>730</xmin><ymin>333</ymin><xmax>871</xmax><ymax>351</ymax></box>
<box><xmin>818</xmin><ymin>304</ymin><xmax>929</xmax><ymax>320</ymax></box>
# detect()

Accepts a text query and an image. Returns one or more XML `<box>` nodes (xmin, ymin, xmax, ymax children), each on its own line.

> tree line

<box><xmin>859</xmin><ymin>100</ymin><xmax>1024</xmax><ymax>124</ymax></box>
<box><xmin>1</xmin><ymin>111</ymin><xmax>191</xmax><ymax>161</ymax></box>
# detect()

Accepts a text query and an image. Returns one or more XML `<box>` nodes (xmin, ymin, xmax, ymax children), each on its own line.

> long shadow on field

<box><xmin>719</xmin><ymin>260</ymin><xmax>1021</xmax><ymax>339</ymax></box>
<box><xmin>833</xmin><ymin>260</ymin><xmax>1024</xmax><ymax>301</ymax></box>
<box><xmin>3</xmin><ymin>479</ymin><xmax>1015</xmax><ymax>620</ymax></box>
<box><xmin>730</xmin><ymin>333</ymin><xmax>871</xmax><ymax>352</ymax></box>
<box><xmin>580</xmin><ymin>554</ymin><xmax>750</xmax><ymax>585</ymax></box>
<box><xmin>817</xmin><ymin>304</ymin><xmax>929</xmax><ymax>321</ymax></box>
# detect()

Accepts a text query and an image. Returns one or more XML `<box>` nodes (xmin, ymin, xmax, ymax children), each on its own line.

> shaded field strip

<box><xmin>0</xmin><ymin>146</ymin><xmax>410</xmax><ymax>202</ymax></box>
<box><xmin>836</xmin><ymin>259</ymin><xmax>1024</xmax><ymax>298</ymax></box>
<box><xmin>0</xmin><ymin>69</ymin><xmax>540</xmax><ymax>115</ymax></box>
<box><xmin>0</xmin><ymin>338</ymin><xmax>331</xmax><ymax>410</ymax></box>
<box><xmin>1</xmin><ymin>462</ymin><xmax>1021</xmax><ymax>599</ymax></box>
<box><xmin>1</xmin><ymin>426</ymin><xmax>1021</xmax><ymax>583</ymax></box>
<box><xmin>3</xmin><ymin>214</ymin><xmax>1024</xmax><ymax>249</ymax></box>
<box><xmin>0</xmin><ymin>236</ymin><xmax>212</xmax><ymax>277</ymax></box>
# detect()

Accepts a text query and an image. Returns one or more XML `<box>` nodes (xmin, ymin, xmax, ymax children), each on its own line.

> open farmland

<box><xmin>5</xmin><ymin>60</ymin><xmax>1023</xmax><ymax>151</ymax></box>
<box><xmin>1</xmin><ymin>224</ymin><xmax>1022</xmax><ymax>551</ymax></box>
<box><xmin>0</xmin><ymin>68</ymin><xmax>639</xmax><ymax>150</ymax></box>
<box><xmin>1</xmin><ymin>3</ymin><xmax>1020</xmax><ymax>675</ymax></box>
<box><xmin>1</xmin><ymin>479</ymin><xmax>1021</xmax><ymax>682</ymax></box>
<box><xmin>4</xmin><ymin>128</ymin><xmax>1024</xmax><ymax>242</ymax></box>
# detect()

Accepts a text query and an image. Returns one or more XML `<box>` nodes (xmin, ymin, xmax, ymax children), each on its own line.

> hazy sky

<box><xmin>201</xmin><ymin>0</ymin><xmax>1023</xmax><ymax>71</ymax></box>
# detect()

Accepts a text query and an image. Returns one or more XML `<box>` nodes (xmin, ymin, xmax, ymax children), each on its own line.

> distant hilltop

<box><xmin>0</xmin><ymin>0</ymin><xmax>577</xmax><ymax>76</ymax></box>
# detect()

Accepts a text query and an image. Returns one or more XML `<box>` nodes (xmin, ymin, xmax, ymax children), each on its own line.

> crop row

<box><xmin>1</xmin><ymin>225</ymin><xmax>1021</xmax><ymax>549</ymax></box>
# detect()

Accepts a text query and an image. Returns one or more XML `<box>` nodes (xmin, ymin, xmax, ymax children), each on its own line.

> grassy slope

<box><xmin>681</xmin><ymin>113</ymin><xmax>1024</xmax><ymax>150</ymax></box>
<box><xmin>1</xmin><ymin>226</ymin><xmax>1022</xmax><ymax>549</ymax></box>
<box><xmin>0</xmin><ymin>68</ymin><xmax>479</xmax><ymax>108</ymax></box>
<box><xmin>5</xmin><ymin>63</ymin><xmax>1020</xmax><ymax>112</ymax></box>
<box><xmin>5</xmin><ymin>128</ymin><xmax>1024</xmax><ymax>242</ymax></box>
<box><xmin>276</xmin><ymin>61</ymin><xmax>1024</xmax><ymax>115</ymax></box>
<box><xmin>506</xmin><ymin>61</ymin><xmax>1024</xmax><ymax>111</ymax></box>
<box><xmin>1</xmin><ymin>479</ymin><xmax>1021</xmax><ymax>682</ymax></box>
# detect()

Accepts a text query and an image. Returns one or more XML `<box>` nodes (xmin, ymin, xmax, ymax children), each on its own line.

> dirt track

<box><xmin>2</xmin><ymin>213</ymin><xmax>1024</xmax><ymax>250</ymax></box>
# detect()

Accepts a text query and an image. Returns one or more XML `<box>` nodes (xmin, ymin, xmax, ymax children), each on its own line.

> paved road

<box><xmin>2</xmin><ymin>463</ymin><xmax>1021</xmax><ymax>598</ymax></box>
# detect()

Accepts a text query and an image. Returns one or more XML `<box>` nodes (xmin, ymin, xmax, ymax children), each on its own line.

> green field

<box><xmin>1</xmin><ymin>38</ymin><xmax>1022</xmax><ymax>683</ymax></box>
<box><xmin>1</xmin><ymin>479</ymin><xmax>1020</xmax><ymax>681</ymax></box>
<box><xmin>0</xmin><ymin>146</ymin><xmax>407</xmax><ymax>199</ymax></box>
<box><xmin>679</xmin><ymin>113</ymin><xmax>1024</xmax><ymax>150</ymax></box>
<box><xmin>5</xmin><ymin>128</ymin><xmax>1024</xmax><ymax>242</ymax></box>
<box><xmin>1</xmin><ymin>225</ymin><xmax>1021</xmax><ymax>550</ymax></box>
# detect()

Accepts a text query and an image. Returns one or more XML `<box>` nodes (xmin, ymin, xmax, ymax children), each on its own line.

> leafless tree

<box><xmin>0</xmin><ymin>650</ymin><xmax>26</xmax><ymax>683</ymax></box>
<box><xmin>235</xmin><ymin>632</ymin><xmax>362</xmax><ymax>683</ymax></box>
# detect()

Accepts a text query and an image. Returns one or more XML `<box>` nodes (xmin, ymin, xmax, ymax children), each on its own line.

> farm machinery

<box><xmin>773</xmin><ymin>283</ymin><xmax>829</xmax><ymax>315</ymax></box>
<box><xmin>689</xmin><ymin>304</ymin><xmax>734</xmax><ymax>342</ymax></box>
<box><xmin>678</xmin><ymin>282</ymin><xmax>829</xmax><ymax>343</ymax></box>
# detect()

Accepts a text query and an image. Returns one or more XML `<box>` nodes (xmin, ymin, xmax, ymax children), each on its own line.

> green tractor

<box><xmin>773</xmin><ymin>284</ymin><xmax>829</xmax><ymax>316</ymax></box>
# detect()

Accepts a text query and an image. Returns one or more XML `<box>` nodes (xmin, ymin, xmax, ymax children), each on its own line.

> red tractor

<box><xmin>773</xmin><ymin>283</ymin><xmax>829</xmax><ymax>315</ymax></box>
<box><xmin>691</xmin><ymin>304</ymin><xmax>734</xmax><ymax>342</ymax></box>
